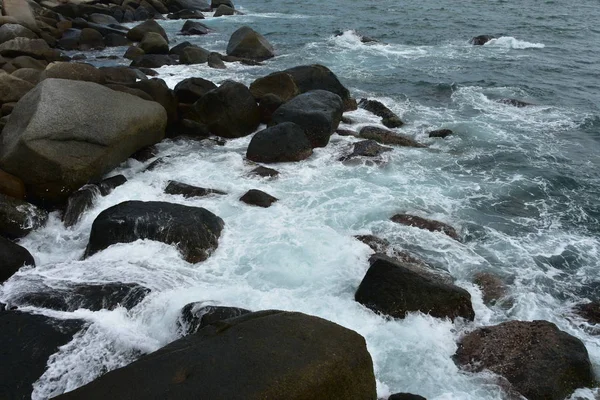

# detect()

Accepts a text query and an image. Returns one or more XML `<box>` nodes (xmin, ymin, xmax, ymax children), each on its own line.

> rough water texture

<box><xmin>1</xmin><ymin>0</ymin><xmax>600</xmax><ymax>399</ymax></box>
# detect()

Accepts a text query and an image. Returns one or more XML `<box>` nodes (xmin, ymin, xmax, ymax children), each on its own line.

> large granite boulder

<box><xmin>249</xmin><ymin>71</ymin><xmax>299</xmax><ymax>101</ymax></box>
<box><xmin>0</xmin><ymin>23</ymin><xmax>38</xmax><ymax>44</ymax></box>
<box><xmin>0</xmin><ymin>79</ymin><xmax>166</xmax><ymax>204</ymax></box>
<box><xmin>168</xmin><ymin>0</ymin><xmax>211</xmax><ymax>11</ymax></box>
<box><xmin>355</xmin><ymin>255</ymin><xmax>475</xmax><ymax>321</ymax></box>
<box><xmin>0</xmin><ymin>0</ymin><xmax>39</xmax><ymax>33</ymax></box>
<box><xmin>269</xmin><ymin>90</ymin><xmax>343</xmax><ymax>148</ymax></box>
<box><xmin>0</xmin><ymin>311</ymin><xmax>82</xmax><ymax>400</ymax></box>
<box><xmin>0</xmin><ymin>193</ymin><xmax>47</xmax><ymax>238</ymax></box>
<box><xmin>454</xmin><ymin>320</ymin><xmax>595</xmax><ymax>399</ymax></box>
<box><xmin>40</xmin><ymin>62</ymin><xmax>106</xmax><ymax>84</ymax></box>
<box><xmin>180</xmin><ymin>20</ymin><xmax>210</xmax><ymax>35</ymax></box>
<box><xmin>0</xmin><ymin>168</ymin><xmax>25</xmax><ymax>199</ymax></box>
<box><xmin>0</xmin><ymin>37</ymin><xmax>56</xmax><ymax>60</ymax></box>
<box><xmin>0</xmin><ymin>235</ymin><xmax>34</xmax><ymax>282</ymax></box>
<box><xmin>179</xmin><ymin>45</ymin><xmax>209</xmax><ymax>64</ymax></box>
<box><xmin>55</xmin><ymin>311</ymin><xmax>377</xmax><ymax>400</ymax></box>
<box><xmin>0</xmin><ymin>72</ymin><xmax>34</xmax><ymax>103</ymax></box>
<box><xmin>174</xmin><ymin>76</ymin><xmax>216</xmax><ymax>103</ymax></box>
<box><xmin>226</xmin><ymin>26</ymin><xmax>274</xmax><ymax>61</ymax></box>
<box><xmin>193</xmin><ymin>80</ymin><xmax>260</xmax><ymax>138</ymax></box>
<box><xmin>84</xmin><ymin>201</ymin><xmax>224</xmax><ymax>263</ymax></box>
<box><xmin>139</xmin><ymin>32</ymin><xmax>169</xmax><ymax>54</ymax></box>
<box><xmin>126</xmin><ymin>20</ymin><xmax>168</xmax><ymax>43</ymax></box>
<box><xmin>283</xmin><ymin>64</ymin><xmax>356</xmax><ymax>111</ymax></box>
<box><xmin>246</xmin><ymin>122</ymin><xmax>312</xmax><ymax>163</ymax></box>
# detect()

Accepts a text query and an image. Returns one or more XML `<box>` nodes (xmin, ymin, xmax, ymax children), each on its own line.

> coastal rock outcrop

<box><xmin>454</xmin><ymin>320</ymin><xmax>595</xmax><ymax>399</ymax></box>
<box><xmin>246</xmin><ymin>122</ymin><xmax>312</xmax><ymax>163</ymax></box>
<box><xmin>359</xmin><ymin>126</ymin><xmax>425</xmax><ymax>147</ymax></box>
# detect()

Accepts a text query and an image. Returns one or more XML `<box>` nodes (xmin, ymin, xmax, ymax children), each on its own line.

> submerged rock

<box><xmin>473</xmin><ymin>272</ymin><xmax>508</xmax><ymax>305</ymax></box>
<box><xmin>428</xmin><ymin>128</ymin><xmax>453</xmax><ymax>138</ymax></box>
<box><xmin>454</xmin><ymin>320</ymin><xmax>595</xmax><ymax>400</ymax></box>
<box><xmin>249</xmin><ymin>165</ymin><xmax>279</xmax><ymax>178</ymax></box>
<box><xmin>497</xmin><ymin>98</ymin><xmax>533</xmax><ymax>107</ymax></box>
<box><xmin>359</xmin><ymin>126</ymin><xmax>425</xmax><ymax>148</ymax></box>
<box><xmin>164</xmin><ymin>181</ymin><xmax>226</xmax><ymax>197</ymax></box>
<box><xmin>0</xmin><ymin>194</ymin><xmax>48</xmax><ymax>239</ymax></box>
<box><xmin>391</xmin><ymin>214</ymin><xmax>460</xmax><ymax>241</ymax></box>
<box><xmin>54</xmin><ymin>310</ymin><xmax>377</xmax><ymax>400</ymax></box>
<box><xmin>246</xmin><ymin>122</ymin><xmax>312</xmax><ymax>163</ymax></box>
<box><xmin>574</xmin><ymin>302</ymin><xmax>600</xmax><ymax>325</ymax></box>
<box><xmin>470</xmin><ymin>35</ymin><xmax>494</xmax><ymax>45</ymax></box>
<box><xmin>0</xmin><ymin>236</ymin><xmax>34</xmax><ymax>283</ymax></box>
<box><xmin>62</xmin><ymin>184</ymin><xmax>100</xmax><ymax>228</ymax></box>
<box><xmin>98</xmin><ymin>175</ymin><xmax>127</xmax><ymax>196</ymax></box>
<box><xmin>240</xmin><ymin>189</ymin><xmax>278</xmax><ymax>208</ymax></box>
<box><xmin>355</xmin><ymin>254</ymin><xmax>474</xmax><ymax>321</ymax></box>
<box><xmin>358</xmin><ymin>98</ymin><xmax>404</xmax><ymax>128</ymax></box>
<box><xmin>85</xmin><ymin>201</ymin><xmax>224</xmax><ymax>263</ymax></box>
<box><xmin>226</xmin><ymin>26</ymin><xmax>274</xmax><ymax>61</ymax></box>
<box><xmin>340</xmin><ymin>139</ymin><xmax>392</xmax><ymax>161</ymax></box>
<box><xmin>177</xmin><ymin>303</ymin><xmax>251</xmax><ymax>335</ymax></box>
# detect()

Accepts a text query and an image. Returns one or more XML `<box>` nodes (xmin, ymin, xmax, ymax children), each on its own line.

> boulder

<box><xmin>211</xmin><ymin>0</ymin><xmax>233</xmax><ymax>7</ymax></box>
<box><xmin>246</xmin><ymin>122</ymin><xmax>312</xmax><ymax>163</ymax></box>
<box><xmin>139</xmin><ymin>32</ymin><xmax>169</xmax><ymax>54</ymax></box>
<box><xmin>170</xmin><ymin>119</ymin><xmax>211</xmax><ymax>138</ymax></box>
<box><xmin>168</xmin><ymin>40</ymin><xmax>193</xmax><ymax>56</ymax></box>
<box><xmin>168</xmin><ymin>0</ymin><xmax>211</xmax><ymax>12</ymax></box>
<box><xmin>220</xmin><ymin>54</ymin><xmax>262</xmax><ymax>65</ymax></box>
<box><xmin>0</xmin><ymin>72</ymin><xmax>34</xmax><ymax>103</ymax></box>
<box><xmin>359</xmin><ymin>126</ymin><xmax>425</xmax><ymax>148</ymax></box>
<box><xmin>180</xmin><ymin>20</ymin><xmax>210</xmax><ymax>35</ymax></box>
<box><xmin>226</xmin><ymin>26</ymin><xmax>274</xmax><ymax>61</ymax></box>
<box><xmin>9</xmin><ymin>282</ymin><xmax>150</xmax><ymax>311</ymax></box>
<box><xmin>167</xmin><ymin>9</ymin><xmax>205</xmax><ymax>19</ymax></box>
<box><xmin>470</xmin><ymin>35</ymin><xmax>494</xmax><ymax>45</ymax></box>
<box><xmin>104</xmin><ymin>32</ymin><xmax>131</xmax><ymax>47</ymax></box>
<box><xmin>454</xmin><ymin>320</ymin><xmax>595</xmax><ymax>399</ymax></box>
<box><xmin>174</xmin><ymin>76</ymin><xmax>216</xmax><ymax>103</ymax></box>
<box><xmin>240</xmin><ymin>189</ymin><xmax>277</xmax><ymax>208</ymax></box>
<box><xmin>0</xmin><ymin>37</ymin><xmax>54</xmax><ymax>60</ymax></box>
<box><xmin>100</xmin><ymin>66</ymin><xmax>140</xmax><ymax>85</ymax></box>
<box><xmin>40</xmin><ymin>62</ymin><xmax>106</xmax><ymax>84</ymax></box>
<box><xmin>54</xmin><ymin>310</ymin><xmax>377</xmax><ymax>400</ymax></box>
<box><xmin>193</xmin><ymin>80</ymin><xmax>260</xmax><ymax>138</ymax></box>
<box><xmin>0</xmin><ymin>102</ymin><xmax>15</xmax><ymax>116</ymax></box>
<box><xmin>0</xmin><ymin>79</ymin><xmax>166</xmax><ymax>204</ymax></box>
<box><xmin>473</xmin><ymin>272</ymin><xmax>508</xmax><ymax>306</ymax></box>
<box><xmin>0</xmin><ymin>194</ymin><xmax>47</xmax><ymax>239</ymax></box>
<box><xmin>391</xmin><ymin>214</ymin><xmax>460</xmax><ymax>241</ymax></box>
<box><xmin>106</xmin><ymin>84</ymin><xmax>153</xmax><ymax>101</ymax></box>
<box><xmin>249</xmin><ymin>165</ymin><xmax>279</xmax><ymax>178</ymax></box>
<box><xmin>207</xmin><ymin>52</ymin><xmax>226</xmax><ymax>69</ymax></box>
<box><xmin>84</xmin><ymin>201</ymin><xmax>224</xmax><ymax>263</ymax></box>
<box><xmin>78</xmin><ymin>28</ymin><xmax>105</xmax><ymax>50</ymax></box>
<box><xmin>389</xmin><ymin>394</ymin><xmax>426</xmax><ymax>400</ymax></box>
<box><xmin>130</xmin><ymin>54</ymin><xmax>177</xmax><ymax>68</ymax></box>
<box><xmin>358</xmin><ymin>98</ymin><xmax>403</xmax><ymax>128</ymax></box>
<box><xmin>98</xmin><ymin>174</ymin><xmax>127</xmax><ymax>195</ymax></box>
<box><xmin>128</xmin><ymin>78</ymin><xmax>178</xmax><ymax>126</ymax></box>
<box><xmin>179</xmin><ymin>45</ymin><xmax>209</xmax><ymax>64</ymax></box>
<box><xmin>57</xmin><ymin>28</ymin><xmax>81</xmax><ymax>51</ymax></box>
<box><xmin>340</xmin><ymin>140</ymin><xmax>392</xmax><ymax>161</ymax></box>
<box><xmin>270</xmin><ymin>90</ymin><xmax>343</xmax><ymax>148</ymax></box>
<box><xmin>213</xmin><ymin>4</ymin><xmax>234</xmax><ymax>16</ymax></box>
<box><xmin>10</xmin><ymin>67</ymin><xmax>41</xmax><ymax>84</ymax></box>
<box><xmin>124</xmin><ymin>45</ymin><xmax>144</xmax><ymax>60</ymax></box>
<box><xmin>257</xmin><ymin>93</ymin><xmax>283</xmax><ymax>123</ymax></box>
<box><xmin>0</xmin><ymin>23</ymin><xmax>38</xmax><ymax>44</ymax></box>
<box><xmin>428</xmin><ymin>128</ymin><xmax>453</xmax><ymax>138</ymax></box>
<box><xmin>249</xmin><ymin>71</ymin><xmax>299</xmax><ymax>101</ymax></box>
<box><xmin>0</xmin><ymin>168</ymin><xmax>25</xmax><ymax>199</ymax></box>
<box><xmin>5</xmin><ymin>55</ymin><xmax>47</xmax><ymax>70</ymax></box>
<box><xmin>62</xmin><ymin>184</ymin><xmax>100</xmax><ymax>227</ymax></box>
<box><xmin>126</xmin><ymin>20</ymin><xmax>168</xmax><ymax>43</ymax></box>
<box><xmin>355</xmin><ymin>254</ymin><xmax>475</xmax><ymax>321</ymax></box>
<box><xmin>0</xmin><ymin>0</ymin><xmax>38</xmax><ymax>33</ymax></box>
<box><xmin>284</xmin><ymin>64</ymin><xmax>356</xmax><ymax>111</ymax></box>
<box><xmin>0</xmin><ymin>235</ymin><xmax>34</xmax><ymax>282</ymax></box>
<box><xmin>0</xmin><ymin>311</ymin><xmax>83</xmax><ymax>400</ymax></box>
<box><xmin>574</xmin><ymin>302</ymin><xmax>600</xmax><ymax>325</ymax></box>
<box><xmin>177</xmin><ymin>303</ymin><xmax>250</xmax><ymax>335</ymax></box>
<box><xmin>88</xmin><ymin>13</ymin><xmax>120</xmax><ymax>25</ymax></box>
<box><xmin>164</xmin><ymin>180</ymin><xmax>226</xmax><ymax>197</ymax></box>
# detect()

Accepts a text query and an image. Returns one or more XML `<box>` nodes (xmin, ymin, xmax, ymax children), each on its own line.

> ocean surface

<box><xmin>3</xmin><ymin>0</ymin><xmax>600</xmax><ymax>398</ymax></box>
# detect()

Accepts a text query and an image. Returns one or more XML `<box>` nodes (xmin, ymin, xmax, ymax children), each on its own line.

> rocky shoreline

<box><xmin>0</xmin><ymin>0</ymin><xmax>598</xmax><ymax>398</ymax></box>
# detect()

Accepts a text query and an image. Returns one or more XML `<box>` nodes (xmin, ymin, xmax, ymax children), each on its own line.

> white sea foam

<box><xmin>484</xmin><ymin>36</ymin><xmax>546</xmax><ymax>49</ymax></box>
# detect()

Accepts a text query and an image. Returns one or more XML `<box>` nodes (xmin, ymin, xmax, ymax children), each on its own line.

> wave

<box><xmin>484</xmin><ymin>36</ymin><xmax>546</xmax><ymax>49</ymax></box>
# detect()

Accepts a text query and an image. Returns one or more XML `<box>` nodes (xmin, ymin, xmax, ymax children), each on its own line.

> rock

<box><xmin>473</xmin><ymin>272</ymin><xmax>508</xmax><ymax>305</ymax></box>
<box><xmin>131</xmin><ymin>145</ymin><xmax>158</xmax><ymax>162</ymax></box>
<box><xmin>0</xmin><ymin>102</ymin><xmax>15</xmax><ymax>116</ymax></box>
<box><xmin>207</xmin><ymin>52</ymin><xmax>226</xmax><ymax>69</ymax></box>
<box><xmin>226</xmin><ymin>26</ymin><xmax>274</xmax><ymax>61</ymax></box>
<box><xmin>257</xmin><ymin>93</ymin><xmax>283</xmax><ymax>124</ymax></box>
<box><xmin>0</xmin><ymin>235</ymin><xmax>34</xmax><ymax>282</ymax></box>
<box><xmin>0</xmin><ymin>79</ymin><xmax>166</xmax><ymax>205</ymax></box>
<box><xmin>88</xmin><ymin>13</ymin><xmax>120</xmax><ymax>25</ymax></box>
<box><xmin>213</xmin><ymin>4</ymin><xmax>234</xmax><ymax>16</ymax></box>
<box><xmin>54</xmin><ymin>310</ymin><xmax>377</xmax><ymax>400</ymax></box>
<box><xmin>498</xmin><ymin>98</ymin><xmax>533</xmax><ymax>107</ymax></box>
<box><xmin>0</xmin><ymin>37</ymin><xmax>54</xmax><ymax>60</ymax></box>
<box><xmin>355</xmin><ymin>234</ymin><xmax>390</xmax><ymax>253</ymax></box>
<box><xmin>179</xmin><ymin>45</ymin><xmax>209</xmax><ymax>64</ymax></box>
<box><xmin>167</xmin><ymin>9</ymin><xmax>205</xmax><ymax>19</ymax></box>
<box><xmin>106</xmin><ymin>84</ymin><xmax>153</xmax><ymax>101</ymax></box>
<box><xmin>78</xmin><ymin>28</ymin><xmax>105</xmax><ymax>50</ymax></box>
<box><xmin>284</xmin><ymin>64</ymin><xmax>356</xmax><ymax>111</ymax></box>
<box><xmin>126</xmin><ymin>20</ymin><xmax>168</xmax><ymax>43</ymax></box>
<box><xmin>177</xmin><ymin>303</ymin><xmax>250</xmax><ymax>335</ymax></box>
<box><xmin>164</xmin><ymin>180</ymin><xmax>226</xmax><ymax>197</ymax></box>
<box><xmin>341</xmin><ymin>140</ymin><xmax>392</xmax><ymax>160</ymax></box>
<box><xmin>574</xmin><ymin>302</ymin><xmax>600</xmax><ymax>325</ymax></box>
<box><xmin>0</xmin><ymin>16</ymin><xmax>19</xmax><ymax>26</ymax></box>
<box><xmin>0</xmin><ymin>194</ymin><xmax>48</xmax><ymax>239</ymax></box>
<box><xmin>0</xmin><ymin>169</ymin><xmax>25</xmax><ymax>199</ymax></box>
<box><xmin>84</xmin><ymin>201</ymin><xmax>224</xmax><ymax>263</ymax></box>
<box><xmin>98</xmin><ymin>174</ymin><xmax>127</xmax><ymax>195</ymax></box>
<box><xmin>128</xmin><ymin>78</ymin><xmax>178</xmax><ymax>126</ymax></box>
<box><xmin>62</xmin><ymin>184</ymin><xmax>100</xmax><ymax>227</ymax></box>
<box><xmin>220</xmin><ymin>54</ymin><xmax>262</xmax><ymax>65</ymax></box>
<box><xmin>470</xmin><ymin>35</ymin><xmax>494</xmax><ymax>45</ymax></box>
<box><xmin>10</xmin><ymin>67</ymin><xmax>41</xmax><ymax>84</ymax></box>
<box><xmin>0</xmin><ymin>311</ymin><xmax>83</xmax><ymax>400</ymax></box>
<box><xmin>5</xmin><ymin>55</ymin><xmax>47</xmax><ymax>70</ymax></box>
<box><xmin>336</xmin><ymin>128</ymin><xmax>358</xmax><ymax>137</ymax></box>
<box><xmin>174</xmin><ymin>76</ymin><xmax>216</xmax><ymax>103</ymax></box>
<box><xmin>454</xmin><ymin>320</ymin><xmax>595</xmax><ymax>400</ymax></box>
<box><xmin>124</xmin><ymin>45</ymin><xmax>144</xmax><ymax>60</ymax></box>
<box><xmin>391</xmin><ymin>214</ymin><xmax>460</xmax><ymax>241</ymax></box>
<box><xmin>168</xmin><ymin>40</ymin><xmax>193</xmax><ymax>56</ymax></box>
<box><xmin>0</xmin><ymin>0</ymin><xmax>38</xmax><ymax>33</ymax></box>
<box><xmin>355</xmin><ymin>254</ymin><xmax>475</xmax><ymax>321</ymax></box>
<box><xmin>100</xmin><ymin>66</ymin><xmax>140</xmax><ymax>85</ymax></box>
<box><xmin>0</xmin><ymin>23</ymin><xmax>38</xmax><ymax>44</ymax></box>
<box><xmin>428</xmin><ymin>128</ymin><xmax>453</xmax><ymax>138</ymax></box>
<box><xmin>10</xmin><ymin>282</ymin><xmax>150</xmax><ymax>311</ymax></box>
<box><xmin>388</xmin><ymin>394</ymin><xmax>427</xmax><ymax>400</ymax></box>
<box><xmin>0</xmin><ymin>72</ymin><xmax>34</xmax><ymax>103</ymax></box>
<box><xmin>193</xmin><ymin>80</ymin><xmax>260</xmax><ymax>138</ymax></box>
<box><xmin>240</xmin><ymin>189</ymin><xmax>277</xmax><ymax>208</ymax></box>
<box><xmin>139</xmin><ymin>32</ymin><xmax>169</xmax><ymax>54</ymax></box>
<box><xmin>170</xmin><ymin>118</ymin><xmax>211</xmax><ymax>138</ymax></box>
<box><xmin>270</xmin><ymin>90</ymin><xmax>343</xmax><ymax>148</ymax></box>
<box><xmin>40</xmin><ymin>61</ymin><xmax>106</xmax><ymax>84</ymax></box>
<box><xmin>249</xmin><ymin>165</ymin><xmax>279</xmax><ymax>178</ymax></box>
<box><xmin>249</xmin><ymin>71</ymin><xmax>299</xmax><ymax>101</ymax></box>
<box><xmin>359</xmin><ymin>126</ymin><xmax>425</xmax><ymax>148</ymax></box>
<box><xmin>57</xmin><ymin>28</ymin><xmax>81</xmax><ymax>51</ymax></box>
<box><xmin>104</xmin><ymin>32</ymin><xmax>131</xmax><ymax>47</ymax></box>
<box><xmin>180</xmin><ymin>20</ymin><xmax>210</xmax><ymax>35</ymax></box>
<box><xmin>246</xmin><ymin>122</ymin><xmax>312</xmax><ymax>163</ymax></box>
<box><xmin>130</xmin><ymin>54</ymin><xmax>177</xmax><ymax>68</ymax></box>
<box><xmin>169</xmin><ymin>0</ymin><xmax>211</xmax><ymax>12</ymax></box>
<box><xmin>211</xmin><ymin>0</ymin><xmax>233</xmax><ymax>7</ymax></box>
<box><xmin>358</xmin><ymin>98</ymin><xmax>404</xmax><ymax>128</ymax></box>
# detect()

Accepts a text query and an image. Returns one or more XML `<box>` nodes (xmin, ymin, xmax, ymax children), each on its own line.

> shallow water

<box><xmin>2</xmin><ymin>0</ymin><xmax>600</xmax><ymax>398</ymax></box>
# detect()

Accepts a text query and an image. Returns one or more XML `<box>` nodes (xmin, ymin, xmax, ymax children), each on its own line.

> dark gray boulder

<box><xmin>257</xmin><ymin>93</ymin><xmax>283</xmax><ymax>124</ymax></box>
<box><xmin>0</xmin><ymin>236</ymin><xmax>34</xmax><ymax>283</ymax></box>
<box><xmin>340</xmin><ymin>139</ymin><xmax>392</xmax><ymax>161</ymax></box>
<box><xmin>0</xmin><ymin>23</ymin><xmax>38</xmax><ymax>44</ymax></box>
<box><xmin>246</xmin><ymin>122</ymin><xmax>312</xmax><ymax>163</ymax></box>
<box><xmin>128</xmin><ymin>78</ymin><xmax>179</xmax><ymax>125</ymax></box>
<box><xmin>78</xmin><ymin>28</ymin><xmax>105</xmax><ymax>50</ymax></box>
<box><xmin>104</xmin><ymin>33</ymin><xmax>132</xmax><ymax>47</ymax></box>
<box><xmin>167</xmin><ymin>9</ymin><xmax>205</xmax><ymax>19</ymax></box>
<box><xmin>130</xmin><ymin>54</ymin><xmax>178</xmax><ymax>68</ymax></box>
<box><xmin>0</xmin><ymin>194</ymin><xmax>48</xmax><ymax>239</ymax></box>
<box><xmin>389</xmin><ymin>394</ymin><xmax>427</xmax><ymax>400</ymax></box>
<box><xmin>240</xmin><ymin>189</ymin><xmax>278</xmax><ymax>208</ymax></box>
<box><xmin>0</xmin><ymin>72</ymin><xmax>34</xmax><ymax>104</ymax></box>
<box><xmin>100</xmin><ymin>66</ymin><xmax>140</xmax><ymax>85</ymax></box>
<box><xmin>270</xmin><ymin>90</ymin><xmax>343</xmax><ymax>148</ymax></box>
<box><xmin>355</xmin><ymin>254</ymin><xmax>475</xmax><ymax>321</ymax></box>
<box><xmin>193</xmin><ymin>80</ymin><xmax>260</xmax><ymax>138</ymax></box>
<box><xmin>54</xmin><ymin>310</ymin><xmax>377</xmax><ymax>400</ymax></box>
<box><xmin>428</xmin><ymin>128</ymin><xmax>453</xmax><ymax>138</ymax></box>
<box><xmin>249</xmin><ymin>71</ymin><xmax>299</xmax><ymax>102</ymax></box>
<box><xmin>472</xmin><ymin>272</ymin><xmax>508</xmax><ymax>306</ymax></box>
<box><xmin>0</xmin><ymin>38</ymin><xmax>57</xmax><ymax>60</ymax></box>
<box><xmin>168</xmin><ymin>0</ymin><xmax>211</xmax><ymax>12</ymax></box>
<box><xmin>470</xmin><ymin>35</ymin><xmax>494</xmax><ymax>45</ymax></box>
<box><xmin>180</xmin><ymin>20</ymin><xmax>210</xmax><ymax>35</ymax></box>
<box><xmin>454</xmin><ymin>320</ymin><xmax>595</xmax><ymax>400</ymax></box>
<box><xmin>177</xmin><ymin>303</ymin><xmax>250</xmax><ymax>335</ymax></box>
<box><xmin>359</xmin><ymin>126</ymin><xmax>425</xmax><ymax>148</ymax></box>
<box><xmin>211</xmin><ymin>0</ymin><xmax>233</xmax><ymax>8</ymax></box>
<box><xmin>88</xmin><ymin>13</ymin><xmax>120</xmax><ymax>25</ymax></box>
<box><xmin>40</xmin><ymin>62</ymin><xmax>106</xmax><ymax>84</ymax></box>
<box><xmin>208</xmin><ymin>52</ymin><xmax>226</xmax><ymax>69</ymax></box>
<box><xmin>358</xmin><ymin>98</ymin><xmax>404</xmax><ymax>128</ymax></box>
<box><xmin>249</xmin><ymin>165</ymin><xmax>279</xmax><ymax>178</ymax></box>
<box><xmin>126</xmin><ymin>20</ymin><xmax>168</xmax><ymax>43</ymax></box>
<box><xmin>98</xmin><ymin>175</ymin><xmax>127</xmax><ymax>195</ymax></box>
<box><xmin>226</xmin><ymin>26</ymin><xmax>274</xmax><ymax>61</ymax></box>
<box><xmin>214</xmin><ymin>4</ymin><xmax>234</xmax><ymax>16</ymax></box>
<box><xmin>165</xmin><ymin>181</ymin><xmax>226</xmax><ymax>197</ymax></box>
<box><xmin>62</xmin><ymin>184</ymin><xmax>100</xmax><ymax>228</ymax></box>
<box><xmin>391</xmin><ymin>214</ymin><xmax>460</xmax><ymax>241</ymax></box>
<box><xmin>168</xmin><ymin>41</ymin><xmax>193</xmax><ymax>57</ymax></box>
<box><xmin>84</xmin><ymin>201</ymin><xmax>224</xmax><ymax>263</ymax></box>
<box><xmin>179</xmin><ymin>45</ymin><xmax>209</xmax><ymax>64</ymax></box>
<box><xmin>138</xmin><ymin>32</ymin><xmax>169</xmax><ymax>54</ymax></box>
